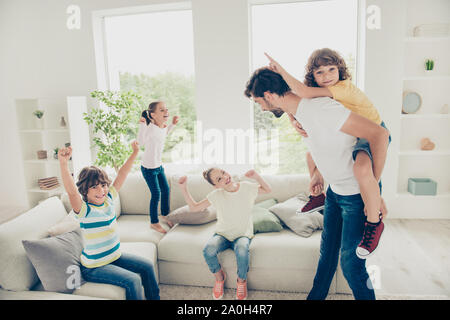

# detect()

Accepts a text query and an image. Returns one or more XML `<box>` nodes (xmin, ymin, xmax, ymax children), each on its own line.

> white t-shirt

<box><xmin>206</xmin><ymin>181</ymin><xmax>259</xmax><ymax>241</ymax></box>
<box><xmin>294</xmin><ymin>97</ymin><xmax>360</xmax><ymax>196</ymax></box>
<box><xmin>137</xmin><ymin>122</ymin><xmax>173</xmax><ymax>169</ymax></box>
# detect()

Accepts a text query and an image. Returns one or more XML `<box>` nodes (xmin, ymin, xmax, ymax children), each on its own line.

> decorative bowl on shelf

<box><xmin>402</xmin><ymin>91</ymin><xmax>422</xmax><ymax>114</ymax></box>
<box><xmin>420</xmin><ymin>137</ymin><xmax>435</xmax><ymax>151</ymax></box>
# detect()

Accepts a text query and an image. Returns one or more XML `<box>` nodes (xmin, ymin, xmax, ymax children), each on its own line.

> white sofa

<box><xmin>0</xmin><ymin>172</ymin><xmax>351</xmax><ymax>299</ymax></box>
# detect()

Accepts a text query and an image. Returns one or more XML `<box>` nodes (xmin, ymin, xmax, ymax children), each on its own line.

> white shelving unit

<box><xmin>398</xmin><ymin>2</ymin><xmax>450</xmax><ymax>210</ymax></box>
<box><xmin>16</xmin><ymin>98</ymin><xmax>72</xmax><ymax>207</ymax></box>
<box><xmin>16</xmin><ymin>97</ymin><xmax>91</xmax><ymax>208</ymax></box>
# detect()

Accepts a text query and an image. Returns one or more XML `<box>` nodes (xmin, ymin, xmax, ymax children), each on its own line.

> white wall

<box><xmin>0</xmin><ymin>0</ymin><xmax>253</xmax><ymax>209</ymax></box>
<box><xmin>364</xmin><ymin>0</ymin><xmax>450</xmax><ymax>218</ymax></box>
<box><xmin>364</xmin><ymin>0</ymin><xmax>405</xmax><ymax>217</ymax></box>
<box><xmin>0</xmin><ymin>0</ymin><xmax>180</xmax><ymax>208</ymax></box>
<box><xmin>192</xmin><ymin>0</ymin><xmax>253</xmax><ymax>172</ymax></box>
<box><xmin>1</xmin><ymin>0</ymin><xmax>448</xmax><ymax>218</ymax></box>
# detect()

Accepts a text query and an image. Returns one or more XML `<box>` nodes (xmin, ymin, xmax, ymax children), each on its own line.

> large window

<box><xmin>103</xmin><ymin>8</ymin><xmax>197</xmax><ymax>171</ymax></box>
<box><xmin>251</xmin><ymin>0</ymin><xmax>358</xmax><ymax>174</ymax></box>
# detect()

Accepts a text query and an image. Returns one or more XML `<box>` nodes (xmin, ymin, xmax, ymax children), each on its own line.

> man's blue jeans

<box><xmin>203</xmin><ymin>234</ymin><xmax>251</xmax><ymax>280</ymax></box>
<box><xmin>307</xmin><ymin>187</ymin><xmax>375</xmax><ymax>300</ymax></box>
<box><xmin>81</xmin><ymin>252</ymin><xmax>160</xmax><ymax>300</ymax></box>
<box><xmin>141</xmin><ymin>165</ymin><xmax>170</xmax><ymax>224</ymax></box>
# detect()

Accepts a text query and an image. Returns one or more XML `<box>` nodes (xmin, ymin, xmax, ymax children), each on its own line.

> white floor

<box><xmin>365</xmin><ymin>219</ymin><xmax>450</xmax><ymax>298</ymax></box>
<box><xmin>160</xmin><ymin>219</ymin><xmax>450</xmax><ymax>300</ymax></box>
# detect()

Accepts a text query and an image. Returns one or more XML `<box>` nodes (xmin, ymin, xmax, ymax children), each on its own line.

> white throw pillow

<box><xmin>47</xmin><ymin>210</ymin><xmax>80</xmax><ymax>237</ymax></box>
<box><xmin>269</xmin><ymin>195</ymin><xmax>323</xmax><ymax>237</ymax></box>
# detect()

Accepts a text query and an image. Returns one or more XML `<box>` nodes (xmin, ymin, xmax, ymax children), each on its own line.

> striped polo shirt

<box><xmin>75</xmin><ymin>186</ymin><xmax>121</xmax><ymax>268</ymax></box>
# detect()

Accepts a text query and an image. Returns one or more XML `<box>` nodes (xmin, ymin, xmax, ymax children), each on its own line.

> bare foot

<box><xmin>160</xmin><ymin>216</ymin><xmax>174</xmax><ymax>228</ymax></box>
<box><xmin>150</xmin><ymin>223</ymin><xmax>167</xmax><ymax>234</ymax></box>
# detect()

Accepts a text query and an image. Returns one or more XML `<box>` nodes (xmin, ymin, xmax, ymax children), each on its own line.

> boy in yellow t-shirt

<box><xmin>265</xmin><ymin>49</ymin><xmax>390</xmax><ymax>259</ymax></box>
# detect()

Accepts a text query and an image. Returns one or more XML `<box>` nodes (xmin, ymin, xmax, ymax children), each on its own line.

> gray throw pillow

<box><xmin>165</xmin><ymin>205</ymin><xmax>217</xmax><ymax>225</ymax></box>
<box><xmin>269</xmin><ymin>196</ymin><xmax>323</xmax><ymax>237</ymax></box>
<box><xmin>22</xmin><ymin>228</ymin><xmax>85</xmax><ymax>293</ymax></box>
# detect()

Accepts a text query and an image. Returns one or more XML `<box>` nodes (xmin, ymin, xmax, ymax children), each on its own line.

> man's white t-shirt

<box><xmin>294</xmin><ymin>97</ymin><xmax>360</xmax><ymax>196</ymax></box>
<box><xmin>206</xmin><ymin>181</ymin><xmax>259</xmax><ymax>241</ymax></box>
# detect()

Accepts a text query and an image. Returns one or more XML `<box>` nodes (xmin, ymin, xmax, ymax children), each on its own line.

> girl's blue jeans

<box><xmin>81</xmin><ymin>252</ymin><xmax>160</xmax><ymax>300</ymax></box>
<box><xmin>203</xmin><ymin>234</ymin><xmax>251</xmax><ymax>280</ymax></box>
<box><xmin>307</xmin><ymin>187</ymin><xmax>376</xmax><ymax>300</ymax></box>
<box><xmin>141</xmin><ymin>165</ymin><xmax>170</xmax><ymax>224</ymax></box>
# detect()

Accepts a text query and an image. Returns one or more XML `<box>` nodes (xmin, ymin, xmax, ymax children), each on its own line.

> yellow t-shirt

<box><xmin>328</xmin><ymin>79</ymin><xmax>381</xmax><ymax>125</ymax></box>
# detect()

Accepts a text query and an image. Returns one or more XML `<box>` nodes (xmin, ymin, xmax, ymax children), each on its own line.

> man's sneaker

<box><xmin>356</xmin><ymin>214</ymin><xmax>384</xmax><ymax>259</ymax></box>
<box><xmin>298</xmin><ymin>193</ymin><xmax>325</xmax><ymax>214</ymax></box>
<box><xmin>236</xmin><ymin>280</ymin><xmax>248</xmax><ymax>300</ymax></box>
<box><xmin>212</xmin><ymin>271</ymin><xmax>226</xmax><ymax>300</ymax></box>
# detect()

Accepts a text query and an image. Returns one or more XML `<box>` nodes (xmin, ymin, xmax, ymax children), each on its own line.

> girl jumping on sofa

<box><xmin>58</xmin><ymin>143</ymin><xmax>160</xmax><ymax>300</ymax></box>
<box><xmin>265</xmin><ymin>49</ymin><xmax>390</xmax><ymax>259</ymax></box>
<box><xmin>138</xmin><ymin>101</ymin><xmax>179</xmax><ymax>234</ymax></box>
<box><xmin>178</xmin><ymin>168</ymin><xmax>271</xmax><ymax>300</ymax></box>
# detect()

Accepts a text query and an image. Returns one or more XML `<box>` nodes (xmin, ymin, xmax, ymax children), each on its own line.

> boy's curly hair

<box><xmin>304</xmin><ymin>48</ymin><xmax>352</xmax><ymax>87</ymax></box>
<box><xmin>76</xmin><ymin>166</ymin><xmax>112</xmax><ymax>202</ymax></box>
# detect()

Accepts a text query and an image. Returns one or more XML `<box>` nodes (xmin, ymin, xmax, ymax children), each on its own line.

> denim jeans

<box><xmin>81</xmin><ymin>252</ymin><xmax>160</xmax><ymax>300</ymax></box>
<box><xmin>203</xmin><ymin>234</ymin><xmax>251</xmax><ymax>280</ymax></box>
<box><xmin>307</xmin><ymin>187</ymin><xmax>375</xmax><ymax>300</ymax></box>
<box><xmin>141</xmin><ymin>165</ymin><xmax>170</xmax><ymax>224</ymax></box>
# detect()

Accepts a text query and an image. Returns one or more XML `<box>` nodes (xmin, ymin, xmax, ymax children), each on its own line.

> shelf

<box><xmin>28</xmin><ymin>187</ymin><xmax>64</xmax><ymax>195</ymax></box>
<box><xmin>396</xmin><ymin>192</ymin><xmax>450</xmax><ymax>199</ymax></box>
<box><xmin>404</xmin><ymin>36</ymin><xmax>450</xmax><ymax>43</ymax></box>
<box><xmin>24</xmin><ymin>159</ymin><xmax>69</xmax><ymax>164</ymax></box>
<box><xmin>400</xmin><ymin>114</ymin><xmax>450</xmax><ymax>119</ymax></box>
<box><xmin>19</xmin><ymin>128</ymin><xmax>69</xmax><ymax>133</ymax></box>
<box><xmin>399</xmin><ymin>150</ymin><xmax>450</xmax><ymax>156</ymax></box>
<box><xmin>403</xmin><ymin>76</ymin><xmax>450</xmax><ymax>81</ymax></box>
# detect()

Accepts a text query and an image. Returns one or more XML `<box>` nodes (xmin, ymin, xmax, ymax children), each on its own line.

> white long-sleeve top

<box><xmin>137</xmin><ymin>122</ymin><xmax>174</xmax><ymax>169</ymax></box>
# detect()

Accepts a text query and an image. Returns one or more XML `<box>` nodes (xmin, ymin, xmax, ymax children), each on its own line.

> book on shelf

<box><xmin>38</xmin><ymin>177</ymin><xmax>60</xmax><ymax>190</ymax></box>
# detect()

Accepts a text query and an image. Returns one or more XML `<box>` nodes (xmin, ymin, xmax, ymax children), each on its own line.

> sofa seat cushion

<box><xmin>29</xmin><ymin>242</ymin><xmax>158</xmax><ymax>300</ymax></box>
<box><xmin>158</xmin><ymin>222</ymin><xmax>322</xmax><ymax>270</ymax></box>
<box><xmin>0</xmin><ymin>288</ymin><xmax>105</xmax><ymax>300</ymax></box>
<box><xmin>117</xmin><ymin>215</ymin><xmax>166</xmax><ymax>244</ymax></box>
<box><xmin>72</xmin><ymin>242</ymin><xmax>158</xmax><ymax>300</ymax></box>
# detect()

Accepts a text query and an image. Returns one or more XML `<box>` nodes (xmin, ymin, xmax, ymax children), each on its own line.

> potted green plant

<box><xmin>83</xmin><ymin>90</ymin><xmax>142</xmax><ymax>172</ymax></box>
<box><xmin>53</xmin><ymin>147</ymin><xmax>60</xmax><ymax>160</ymax></box>
<box><xmin>33</xmin><ymin>109</ymin><xmax>44</xmax><ymax>129</ymax></box>
<box><xmin>425</xmin><ymin>59</ymin><xmax>435</xmax><ymax>74</ymax></box>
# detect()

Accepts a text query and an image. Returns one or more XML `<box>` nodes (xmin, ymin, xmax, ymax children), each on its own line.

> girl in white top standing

<box><xmin>178</xmin><ymin>168</ymin><xmax>271</xmax><ymax>300</ymax></box>
<box><xmin>138</xmin><ymin>101</ymin><xmax>178</xmax><ymax>234</ymax></box>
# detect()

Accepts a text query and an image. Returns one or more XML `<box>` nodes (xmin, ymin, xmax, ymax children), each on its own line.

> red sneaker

<box><xmin>299</xmin><ymin>193</ymin><xmax>325</xmax><ymax>214</ymax></box>
<box><xmin>236</xmin><ymin>280</ymin><xmax>248</xmax><ymax>300</ymax></box>
<box><xmin>356</xmin><ymin>215</ymin><xmax>384</xmax><ymax>259</ymax></box>
<box><xmin>212</xmin><ymin>271</ymin><xmax>226</xmax><ymax>300</ymax></box>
